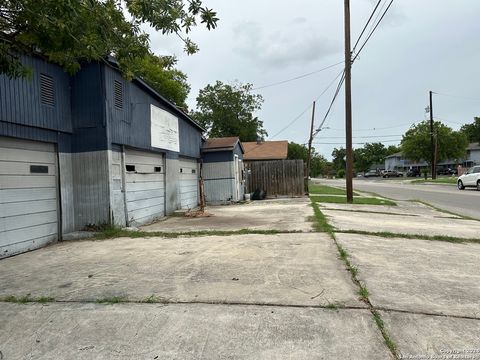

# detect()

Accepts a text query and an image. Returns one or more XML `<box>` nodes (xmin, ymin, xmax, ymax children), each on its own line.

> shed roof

<box><xmin>202</xmin><ymin>137</ymin><xmax>244</xmax><ymax>153</ymax></box>
<box><xmin>243</xmin><ymin>140</ymin><xmax>288</xmax><ymax>160</ymax></box>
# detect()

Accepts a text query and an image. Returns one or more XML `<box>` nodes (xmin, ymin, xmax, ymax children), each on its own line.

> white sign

<box><xmin>150</xmin><ymin>105</ymin><xmax>179</xmax><ymax>152</ymax></box>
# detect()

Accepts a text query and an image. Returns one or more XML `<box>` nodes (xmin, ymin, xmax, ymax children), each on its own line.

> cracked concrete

<box><xmin>0</xmin><ymin>303</ymin><xmax>391</xmax><ymax>360</ymax></box>
<box><xmin>336</xmin><ymin>233</ymin><xmax>480</xmax><ymax>318</ymax></box>
<box><xmin>141</xmin><ymin>197</ymin><xmax>315</xmax><ymax>233</ymax></box>
<box><xmin>0</xmin><ymin>233</ymin><xmax>361</xmax><ymax>307</ymax></box>
<box><xmin>322</xmin><ymin>200</ymin><xmax>480</xmax><ymax>239</ymax></box>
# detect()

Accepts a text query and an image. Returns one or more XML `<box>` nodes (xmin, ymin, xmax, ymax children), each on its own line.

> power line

<box><xmin>270</xmin><ymin>69</ymin><xmax>345</xmax><ymax>139</ymax></box>
<box><xmin>313</xmin><ymin>139</ymin><xmax>400</xmax><ymax>145</ymax></box>
<box><xmin>323</xmin><ymin>134</ymin><xmax>402</xmax><ymax>139</ymax></box>
<box><xmin>352</xmin><ymin>0</ymin><xmax>383</xmax><ymax>52</ymax></box>
<box><xmin>327</xmin><ymin>121</ymin><xmax>417</xmax><ymax>132</ymax></box>
<box><xmin>352</xmin><ymin>0</ymin><xmax>394</xmax><ymax>63</ymax></box>
<box><xmin>432</xmin><ymin>92</ymin><xmax>480</xmax><ymax>102</ymax></box>
<box><xmin>251</xmin><ymin>61</ymin><xmax>344</xmax><ymax>91</ymax></box>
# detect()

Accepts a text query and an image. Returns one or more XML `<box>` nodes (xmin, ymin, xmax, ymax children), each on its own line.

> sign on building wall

<box><xmin>151</xmin><ymin>105</ymin><xmax>180</xmax><ymax>152</ymax></box>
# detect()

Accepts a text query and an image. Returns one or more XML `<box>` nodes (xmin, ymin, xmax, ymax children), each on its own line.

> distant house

<box><xmin>243</xmin><ymin>140</ymin><xmax>288</xmax><ymax>163</ymax></box>
<box><xmin>384</xmin><ymin>143</ymin><xmax>480</xmax><ymax>171</ymax></box>
<box><xmin>201</xmin><ymin>137</ymin><xmax>245</xmax><ymax>203</ymax></box>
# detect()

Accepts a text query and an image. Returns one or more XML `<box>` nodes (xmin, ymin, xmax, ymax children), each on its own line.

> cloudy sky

<box><xmin>150</xmin><ymin>0</ymin><xmax>480</xmax><ymax>159</ymax></box>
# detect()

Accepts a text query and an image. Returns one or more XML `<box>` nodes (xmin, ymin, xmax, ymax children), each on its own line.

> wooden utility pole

<box><xmin>344</xmin><ymin>0</ymin><xmax>354</xmax><ymax>203</ymax></box>
<box><xmin>429</xmin><ymin>91</ymin><xmax>436</xmax><ymax>179</ymax></box>
<box><xmin>306</xmin><ymin>101</ymin><xmax>316</xmax><ymax>193</ymax></box>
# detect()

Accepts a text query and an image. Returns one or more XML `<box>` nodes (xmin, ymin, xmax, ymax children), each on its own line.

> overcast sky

<box><xmin>150</xmin><ymin>0</ymin><xmax>480</xmax><ymax>160</ymax></box>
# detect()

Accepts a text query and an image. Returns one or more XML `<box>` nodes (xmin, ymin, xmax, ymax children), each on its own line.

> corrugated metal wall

<box><xmin>202</xmin><ymin>161</ymin><xmax>235</xmax><ymax>203</ymax></box>
<box><xmin>103</xmin><ymin>66</ymin><xmax>203</xmax><ymax>159</ymax></box>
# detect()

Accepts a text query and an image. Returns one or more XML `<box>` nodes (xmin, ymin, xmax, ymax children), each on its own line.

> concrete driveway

<box><xmin>2</xmin><ymin>195</ymin><xmax>479</xmax><ymax>359</ymax></box>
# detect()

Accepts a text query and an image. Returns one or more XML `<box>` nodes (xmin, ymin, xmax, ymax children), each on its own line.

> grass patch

<box><xmin>96</xmin><ymin>296</ymin><xmax>127</xmax><ymax>304</ymax></box>
<box><xmin>324</xmin><ymin>302</ymin><xmax>346</xmax><ymax>310</ymax></box>
<box><xmin>372</xmin><ymin>310</ymin><xmax>398</xmax><ymax>355</ymax></box>
<box><xmin>323</xmin><ymin>208</ymin><xmax>417</xmax><ymax>217</ymax></box>
<box><xmin>140</xmin><ymin>295</ymin><xmax>170</xmax><ymax>304</ymax></box>
<box><xmin>358</xmin><ymin>285</ymin><xmax>369</xmax><ymax>300</ymax></box>
<box><xmin>338</xmin><ymin>229</ymin><xmax>480</xmax><ymax>244</ymax></box>
<box><xmin>1</xmin><ymin>295</ymin><xmax>54</xmax><ymax>304</ymax></box>
<box><xmin>311</xmin><ymin>202</ymin><xmax>334</xmax><ymax>234</ymax></box>
<box><xmin>310</xmin><ymin>195</ymin><xmax>396</xmax><ymax>206</ymax></box>
<box><xmin>95</xmin><ymin>227</ymin><xmax>300</xmax><ymax>240</ymax></box>
<box><xmin>411</xmin><ymin>177</ymin><xmax>457</xmax><ymax>185</ymax></box>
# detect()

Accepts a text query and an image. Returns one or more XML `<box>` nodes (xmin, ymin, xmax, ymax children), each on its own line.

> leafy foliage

<box><xmin>401</xmin><ymin>120</ymin><xmax>468</xmax><ymax>164</ymax></box>
<box><xmin>193</xmin><ymin>81</ymin><xmax>267</xmax><ymax>141</ymax></box>
<box><xmin>460</xmin><ymin>117</ymin><xmax>480</xmax><ymax>145</ymax></box>
<box><xmin>331</xmin><ymin>147</ymin><xmax>346</xmax><ymax>171</ymax></box>
<box><xmin>0</xmin><ymin>0</ymin><xmax>218</xmax><ymax>79</ymax></box>
<box><xmin>287</xmin><ymin>142</ymin><xmax>328</xmax><ymax>177</ymax></box>
<box><xmin>353</xmin><ymin>142</ymin><xmax>389</xmax><ymax>173</ymax></box>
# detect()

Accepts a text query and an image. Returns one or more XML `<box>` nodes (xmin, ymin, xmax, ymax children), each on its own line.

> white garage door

<box><xmin>179</xmin><ymin>158</ymin><xmax>199</xmax><ymax>210</ymax></box>
<box><xmin>125</xmin><ymin>149</ymin><xmax>165</xmax><ymax>226</ymax></box>
<box><xmin>0</xmin><ymin>137</ymin><xmax>58</xmax><ymax>258</ymax></box>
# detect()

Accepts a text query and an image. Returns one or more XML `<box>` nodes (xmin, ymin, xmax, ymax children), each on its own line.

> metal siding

<box><xmin>125</xmin><ymin>148</ymin><xmax>165</xmax><ymax>225</ymax></box>
<box><xmin>109</xmin><ymin>146</ymin><xmax>127</xmax><ymax>227</ymax></box>
<box><xmin>0</xmin><ymin>56</ymin><xmax>71</xmax><ymax>134</ymax></box>
<box><xmin>202</xmin><ymin>161</ymin><xmax>235</xmax><ymax>203</ymax></box>
<box><xmin>0</xmin><ymin>137</ymin><xmax>58</xmax><ymax>258</ymax></box>
<box><xmin>179</xmin><ymin>157</ymin><xmax>198</xmax><ymax>209</ymax></box>
<box><xmin>104</xmin><ymin>66</ymin><xmax>202</xmax><ymax>158</ymax></box>
<box><xmin>72</xmin><ymin>151</ymin><xmax>110</xmax><ymax>228</ymax></box>
<box><xmin>58</xmin><ymin>152</ymin><xmax>75</xmax><ymax>234</ymax></box>
<box><xmin>202</xmin><ymin>151</ymin><xmax>233</xmax><ymax>163</ymax></box>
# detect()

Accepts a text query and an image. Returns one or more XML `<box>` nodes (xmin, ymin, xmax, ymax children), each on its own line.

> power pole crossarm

<box><xmin>344</xmin><ymin>0</ymin><xmax>354</xmax><ymax>203</ymax></box>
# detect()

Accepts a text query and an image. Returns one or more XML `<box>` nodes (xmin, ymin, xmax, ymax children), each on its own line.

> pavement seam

<box><xmin>374</xmin><ymin>306</ymin><xmax>480</xmax><ymax>321</ymax></box>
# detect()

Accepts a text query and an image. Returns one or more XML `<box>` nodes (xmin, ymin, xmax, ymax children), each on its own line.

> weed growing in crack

<box><xmin>358</xmin><ymin>285</ymin><xmax>369</xmax><ymax>301</ymax></box>
<box><xmin>1</xmin><ymin>295</ymin><xmax>54</xmax><ymax>304</ymax></box>
<box><xmin>95</xmin><ymin>296</ymin><xmax>127</xmax><ymax>304</ymax></box>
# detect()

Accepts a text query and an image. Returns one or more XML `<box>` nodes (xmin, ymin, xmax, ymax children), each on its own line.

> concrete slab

<box><xmin>322</xmin><ymin>202</ymin><xmax>480</xmax><ymax>239</ymax></box>
<box><xmin>0</xmin><ymin>233</ymin><xmax>362</xmax><ymax>307</ymax></box>
<box><xmin>0</xmin><ymin>303</ymin><xmax>391</xmax><ymax>360</ymax></box>
<box><xmin>336</xmin><ymin>233</ymin><xmax>480</xmax><ymax>318</ymax></box>
<box><xmin>380</xmin><ymin>311</ymin><xmax>480</xmax><ymax>359</ymax></box>
<box><xmin>142</xmin><ymin>197</ymin><xmax>314</xmax><ymax>233</ymax></box>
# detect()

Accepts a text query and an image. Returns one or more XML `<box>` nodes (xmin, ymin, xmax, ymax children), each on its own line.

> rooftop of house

<box><xmin>202</xmin><ymin>137</ymin><xmax>243</xmax><ymax>153</ymax></box>
<box><xmin>243</xmin><ymin>140</ymin><xmax>289</xmax><ymax>161</ymax></box>
<box><xmin>467</xmin><ymin>142</ymin><xmax>480</xmax><ymax>151</ymax></box>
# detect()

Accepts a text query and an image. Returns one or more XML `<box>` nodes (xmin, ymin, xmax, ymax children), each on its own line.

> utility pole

<box><xmin>344</xmin><ymin>0</ymin><xmax>354</xmax><ymax>203</ymax></box>
<box><xmin>429</xmin><ymin>91</ymin><xmax>436</xmax><ymax>179</ymax></box>
<box><xmin>306</xmin><ymin>101</ymin><xmax>316</xmax><ymax>194</ymax></box>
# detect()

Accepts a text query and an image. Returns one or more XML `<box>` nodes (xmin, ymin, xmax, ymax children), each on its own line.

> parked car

<box><xmin>406</xmin><ymin>168</ymin><xmax>421</xmax><ymax>177</ymax></box>
<box><xmin>437</xmin><ymin>168</ymin><xmax>456</xmax><ymax>176</ymax></box>
<box><xmin>364</xmin><ymin>170</ymin><xmax>380</xmax><ymax>178</ymax></box>
<box><xmin>381</xmin><ymin>170</ymin><xmax>403</xmax><ymax>178</ymax></box>
<box><xmin>457</xmin><ymin>165</ymin><xmax>480</xmax><ymax>191</ymax></box>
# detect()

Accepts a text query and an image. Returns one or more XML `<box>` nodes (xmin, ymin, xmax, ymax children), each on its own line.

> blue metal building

<box><xmin>0</xmin><ymin>55</ymin><xmax>203</xmax><ymax>258</ymax></box>
<box><xmin>201</xmin><ymin>137</ymin><xmax>245</xmax><ymax>203</ymax></box>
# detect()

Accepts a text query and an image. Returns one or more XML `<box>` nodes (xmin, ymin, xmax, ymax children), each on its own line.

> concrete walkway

<box><xmin>1</xmin><ymin>196</ymin><xmax>480</xmax><ymax>359</ymax></box>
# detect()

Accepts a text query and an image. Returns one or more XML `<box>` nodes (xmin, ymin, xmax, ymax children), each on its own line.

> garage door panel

<box><xmin>0</xmin><ymin>137</ymin><xmax>58</xmax><ymax>258</ymax></box>
<box><xmin>0</xmin><ymin>175</ymin><xmax>57</xmax><ymax>189</ymax></box>
<box><xmin>0</xmin><ymin>211</ymin><xmax>57</xmax><ymax>232</ymax></box>
<box><xmin>0</xmin><ymin>162</ymin><xmax>56</xmax><ymax>176</ymax></box>
<box><xmin>127</xmin><ymin>204</ymin><xmax>164</xmax><ymax>223</ymax></box>
<box><xmin>0</xmin><ymin>188</ymin><xmax>57</xmax><ymax>204</ymax></box>
<box><xmin>179</xmin><ymin>158</ymin><xmax>198</xmax><ymax>210</ymax></box>
<box><xmin>0</xmin><ymin>147</ymin><xmax>55</xmax><ymax>163</ymax></box>
<box><xmin>0</xmin><ymin>197</ymin><xmax>57</xmax><ymax>217</ymax></box>
<box><xmin>125</xmin><ymin>149</ymin><xmax>165</xmax><ymax>226</ymax></box>
<box><xmin>126</xmin><ymin>197</ymin><xmax>165</xmax><ymax>212</ymax></box>
<box><xmin>126</xmin><ymin>189</ymin><xmax>164</xmax><ymax>202</ymax></box>
<box><xmin>0</xmin><ymin>222</ymin><xmax>57</xmax><ymax>247</ymax></box>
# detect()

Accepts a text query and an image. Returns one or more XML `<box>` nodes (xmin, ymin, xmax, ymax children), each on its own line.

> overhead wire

<box><xmin>251</xmin><ymin>61</ymin><xmax>344</xmax><ymax>91</ymax></box>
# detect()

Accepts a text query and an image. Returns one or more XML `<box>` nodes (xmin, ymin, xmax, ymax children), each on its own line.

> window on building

<box><xmin>154</xmin><ymin>166</ymin><xmax>161</xmax><ymax>173</ymax></box>
<box><xmin>180</xmin><ymin>168</ymin><xmax>183</xmax><ymax>173</ymax></box>
<box><xmin>40</xmin><ymin>74</ymin><xmax>55</xmax><ymax>107</ymax></box>
<box><xmin>114</xmin><ymin>80</ymin><xmax>123</xmax><ymax>109</ymax></box>
<box><xmin>126</xmin><ymin>165</ymin><xmax>135</xmax><ymax>172</ymax></box>
<box><xmin>191</xmin><ymin>169</ymin><xmax>196</xmax><ymax>174</ymax></box>
<box><xmin>30</xmin><ymin>165</ymin><xmax>49</xmax><ymax>174</ymax></box>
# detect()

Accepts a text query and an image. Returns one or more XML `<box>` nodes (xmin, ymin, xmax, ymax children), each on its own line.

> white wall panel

<box><xmin>178</xmin><ymin>157</ymin><xmax>198</xmax><ymax>210</ymax></box>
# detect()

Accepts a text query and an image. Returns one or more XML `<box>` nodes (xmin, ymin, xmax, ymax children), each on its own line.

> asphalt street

<box><xmin>323</xmin><ymin>178</ymin><xmax>480</xmax><ymax>220</ymax></box>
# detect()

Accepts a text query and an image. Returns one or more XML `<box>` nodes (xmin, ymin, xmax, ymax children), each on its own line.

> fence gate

<box><xmin>245</xmin><ymin>159</ymin><xmax>304</xmax><ymax>197</ymax></box>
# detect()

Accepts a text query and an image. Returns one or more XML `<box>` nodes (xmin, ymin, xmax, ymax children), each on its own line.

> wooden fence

<box><xmin>245</xmin><ymin>160</ymin><xmax>305</xmax><ymax>197</ymax></box>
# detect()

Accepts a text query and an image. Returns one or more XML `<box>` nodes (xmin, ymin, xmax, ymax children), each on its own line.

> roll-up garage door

<box><xmin>0</xmin><ymin>136</ymin><xmax>58</xmax><ymax>258</ymax></box>
<box><xmin>179</xmin><ymin>158</ymin><xmax>199</xmax><ymax>210</ymax></box>
<box><xmin>125</xmin><ymin>149</ymin><xmax>165</xmax><ymax>226</ymax></box>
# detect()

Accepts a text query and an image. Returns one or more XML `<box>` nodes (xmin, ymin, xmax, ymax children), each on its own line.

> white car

<box><xmin>457</xmin><ymin>165</ymin><xmax>480</xmax><ymax>191</ymax></box>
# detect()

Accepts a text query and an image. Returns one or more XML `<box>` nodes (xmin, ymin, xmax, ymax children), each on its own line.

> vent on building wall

<box><xmin>114</xmin><ymin>80</ymin><xmax>123</xmax><ymax>109</ymax></box>
<box><xmin>40</xmin><ymin>74</ymin><xmax>55</xmax><ymax>107</ymax></box>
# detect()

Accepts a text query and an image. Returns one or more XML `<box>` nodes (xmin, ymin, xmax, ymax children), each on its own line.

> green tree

<box><xmin>386</xmin><ymin>144</ymin><xmax>400</xmax><ymax>156</ymax></box>
<box><xmin>331</xmin><ymin>147</ymin><xmax>346</xmax><ymax>171</ymax></box>
<box><xmin>460</xmin><ymin>117</ymin><xmax>480</xmax><ymax>144</ymax></box>
<box><xmin>287</xmin><ymin>142</ymin><xmax>309</xmax><ymax>161</ymax></box>
<box><xmin>401</xmin><ymin>120</ymin><xmax>468</xmax><ymax>165</ymax></box>
<box><xmin>193</xmin><ymin>81</ymin><xmax>267</xmax><ymax>141</ymax></box>
<box><xmin>354</xmin><ymin>142</ymin><xmax>388</xmax><ymax>173</ymax></box>
<box><xmin>0</xmin><ymin>0</ymin><xmax>218</xmax><ymax>78</ymax></box>
<box><xmin>287</xmin><ymin>142</ymin><xmax>327</xmax><ymax>177</ymax></box>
